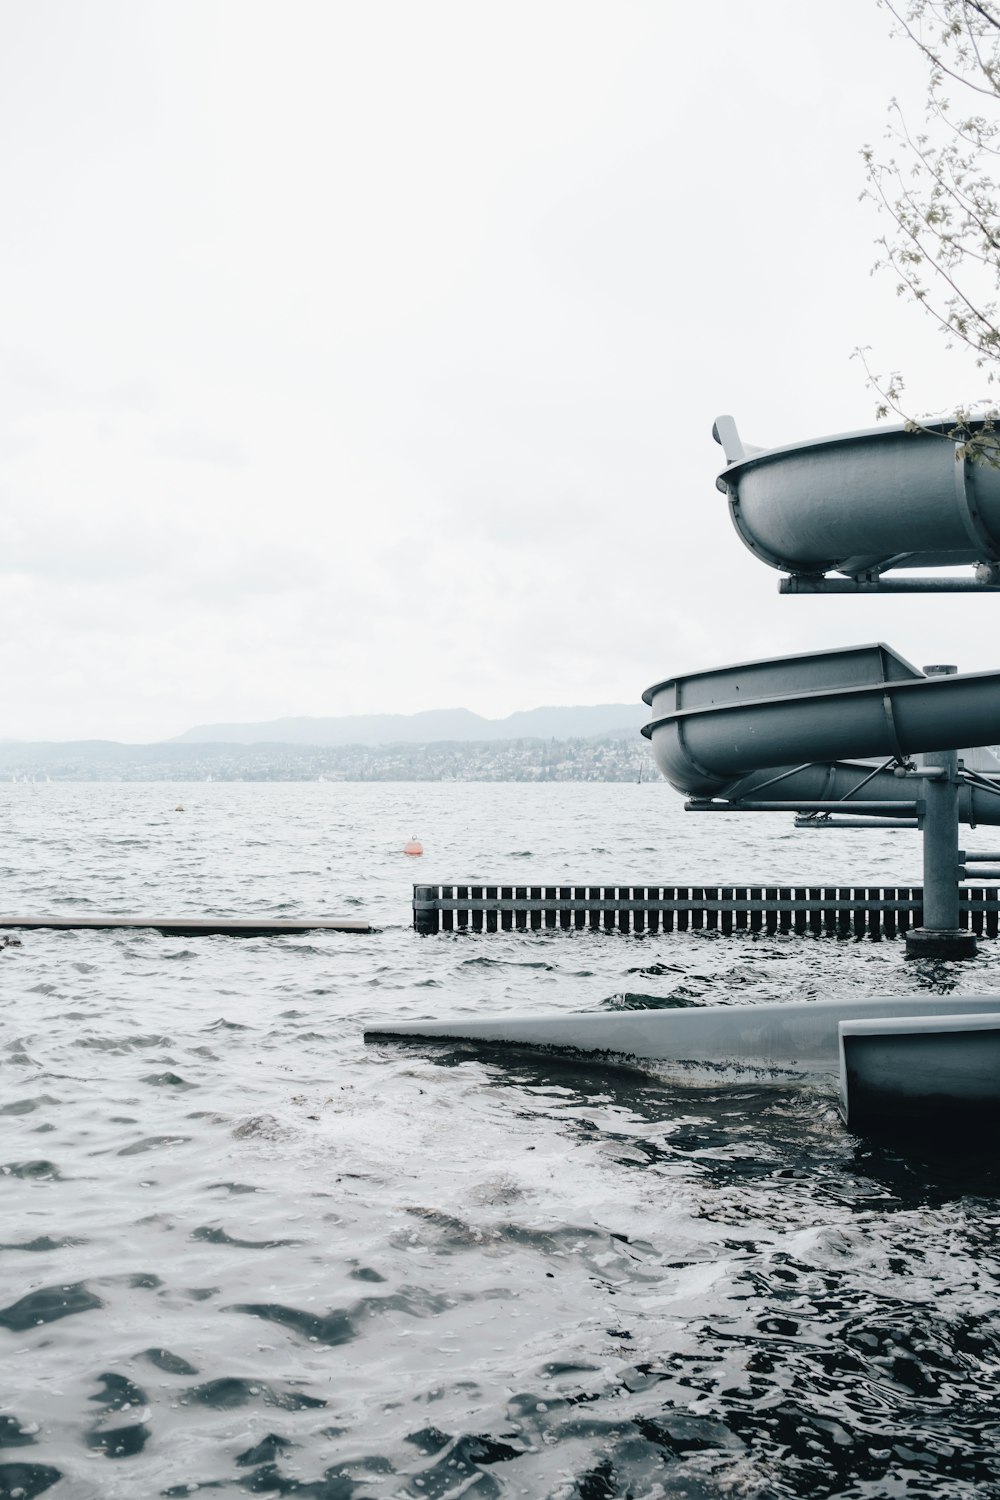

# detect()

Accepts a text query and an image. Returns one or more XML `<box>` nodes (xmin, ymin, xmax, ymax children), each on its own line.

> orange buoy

<box><xmin>403</xmin><ymin>837</ymin><xmax>423</xmax><ymax>856</ymax></box>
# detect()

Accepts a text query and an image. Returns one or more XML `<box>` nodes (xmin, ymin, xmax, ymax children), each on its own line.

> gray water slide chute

<box><xmin>713</xmin><ymin>414</ymin><xmax>1000</xmax><ymax>578</ymax></box>
<box><xmin>365</xmin><ymin>995</ymin><xmax>1000</xmax><ymax>1078</ymax></box>
<box><xmin>641</xmin><ymin>641</ymin><xmax>1000</xmax><ymax>820</ymax></box>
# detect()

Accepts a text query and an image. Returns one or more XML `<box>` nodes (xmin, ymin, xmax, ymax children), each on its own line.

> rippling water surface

<box><xmin>3</xmin><ymin>781</ymin><xmax>1000</xmax><ymax>1499</ymax></box>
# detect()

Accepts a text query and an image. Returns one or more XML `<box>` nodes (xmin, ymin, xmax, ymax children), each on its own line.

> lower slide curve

<box><xmin>641</xmin><ymin>642</ymin><xmax>1000</xmax><ymax>822</ymax></box>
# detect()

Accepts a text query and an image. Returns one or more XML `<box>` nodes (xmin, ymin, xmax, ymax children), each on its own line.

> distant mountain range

<box><xmin>169</xmin><ymin>704</ymin><xmax>645</xmax><ymax>746</ymax></box>
<box><xmin>0</xmin><ymin>706</ymin><xmax>653</xmax><ymax>781</ymax></box>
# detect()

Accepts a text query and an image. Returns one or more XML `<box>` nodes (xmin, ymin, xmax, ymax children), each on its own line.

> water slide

<box><xmin>642</xmin><ymin>418</ymin><xmax>1000</xmax><ymax>818</ymax></box>
<box><xmin>368</xmin><ymin>416</ymin><xmax>1000</xmax><ymax>1113</ymax></box>
<box><xmin>640</xmin><ymin>640</ymin><xmax>1000</xmax><ymax>822</ymax></box>
<box><xmin>365</xmin><ymin>995</ymin><xmax>1000</xmax><ymax>1082</ymax></box>
<box><xmin>712</xmin><ymin>414</ymin><xmax>1000</xmax><ymax>584</ymax></box>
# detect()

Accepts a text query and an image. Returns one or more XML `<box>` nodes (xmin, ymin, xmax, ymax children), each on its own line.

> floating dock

<box><xmin>0</xmin><ymin>915</ymin><xmax>370</xmax><ymax>937</ymax></box>
<box><xmin>412</xmin><ymin>882</ymin><xmax>1000</xmax><ymax>938</ymax></box>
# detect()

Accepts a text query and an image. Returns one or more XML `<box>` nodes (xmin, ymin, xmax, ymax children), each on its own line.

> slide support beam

<box><xmin>780</xmin><ymin>574</ymin><xmax>1000</xmax><ymax>594</ymax></box>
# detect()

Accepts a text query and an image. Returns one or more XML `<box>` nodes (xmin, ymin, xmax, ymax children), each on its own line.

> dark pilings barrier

<box><xmin>412</xmin><ymin>884</ymin><xmax>1000</xmax><ymax>938</ymax></box>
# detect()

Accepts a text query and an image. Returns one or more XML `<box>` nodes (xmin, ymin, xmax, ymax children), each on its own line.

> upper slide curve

<box><xmin>713</xmin><ymin>415</ymin><xmax>1000</xmax><ymax>578</ymax></box>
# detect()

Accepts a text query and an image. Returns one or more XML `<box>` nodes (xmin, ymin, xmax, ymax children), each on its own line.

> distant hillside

<box><xmin>170</xmin><ymin>704</ymin><xmax>645</xmax><ymax>746</ymax></box>
<box><xmin>0</xmin><ymin>734</ymin><xmax>654</xmax><ymax>783</ymax></box>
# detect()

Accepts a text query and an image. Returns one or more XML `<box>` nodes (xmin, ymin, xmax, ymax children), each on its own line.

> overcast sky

<box><xmin>1</xmin><ymin>0</ymin><xmax>989</xmax><ymax>741</ymax></box>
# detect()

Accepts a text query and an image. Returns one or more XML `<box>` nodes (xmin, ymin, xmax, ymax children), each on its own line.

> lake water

<box><xmin>3</xmin><ymin>781</ymin><xmax>1000</xmax><ymax>1499</ymax></box>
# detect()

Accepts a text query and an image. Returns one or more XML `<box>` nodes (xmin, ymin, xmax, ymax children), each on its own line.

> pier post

<box><xmin>413</xmin><ymin>885</ymin><xmax>440</xmax><ymax>935</ymax></box>
<box><xmin>905</xmin><ymin>666</ymin><xmax>977</xmax><ymax>959</ymax></box>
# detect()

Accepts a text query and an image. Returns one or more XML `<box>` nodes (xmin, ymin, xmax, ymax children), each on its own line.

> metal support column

<box><xmin>906</xmin><ymin>666</ymin><xmax>978</xmax><ymax>959</ymax></box>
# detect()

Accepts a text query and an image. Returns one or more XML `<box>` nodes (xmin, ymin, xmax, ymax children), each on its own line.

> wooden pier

<box><xmin>0</xmin><ymin>915</ymin><xmax>370</xmax><ymax>937</ymax></box>
<box><xmin>412</xmin><ymin>883</ymin><xmax>1000</xmax><ymax>938</ymax></box>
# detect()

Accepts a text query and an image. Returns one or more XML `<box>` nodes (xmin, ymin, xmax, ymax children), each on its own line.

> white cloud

<box><xmin>0</xmin><ymin>0</ymin><xmax>982</xmax><ymax>739</ymax></box>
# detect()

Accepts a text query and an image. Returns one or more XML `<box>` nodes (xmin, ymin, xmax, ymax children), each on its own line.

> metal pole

<box><xmin>921</xmin><ymin>748</ymin><xmax>960</xmax><ymax>929</ymax></box>
<box><xmin>906</xmin><ymin>666</ymin><xmax>977</xmax><ymax>959</ymax></box>
<box><xmin>413</xmin><ymin>885</ymin><xmax>440</xmax><ymax>935</ymax></box>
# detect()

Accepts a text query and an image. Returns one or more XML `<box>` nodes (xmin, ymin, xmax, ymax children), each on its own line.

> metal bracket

<box><xmin>953</xmin><ymin>450</ymin><xmax>1000</xmax><ymax>561</ymax></box>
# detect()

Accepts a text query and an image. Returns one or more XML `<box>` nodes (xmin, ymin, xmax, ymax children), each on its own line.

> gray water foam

<box><xmin>1</xmin><ymin>782</ymin><xmax>1000</xmax><ymax>1498</ymax></box>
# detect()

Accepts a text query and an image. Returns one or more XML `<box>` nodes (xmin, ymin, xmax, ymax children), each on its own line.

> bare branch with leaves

<box><xmin>861</xmin><ymin>0</ymin><xmax>1000</xmax><ymax>459</ymax></box>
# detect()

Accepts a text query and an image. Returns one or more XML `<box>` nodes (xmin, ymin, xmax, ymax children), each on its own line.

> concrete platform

<box><xmin>0</xmin><ymin>915</ymin><xmax>370</xmax><ymax>936</ymax></box>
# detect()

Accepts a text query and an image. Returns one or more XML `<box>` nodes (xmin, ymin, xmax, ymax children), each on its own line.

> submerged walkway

<box><xmin>0</xmin><ymin>915</ymin><xmax>370</xmax><ymax>936</ymax></box>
